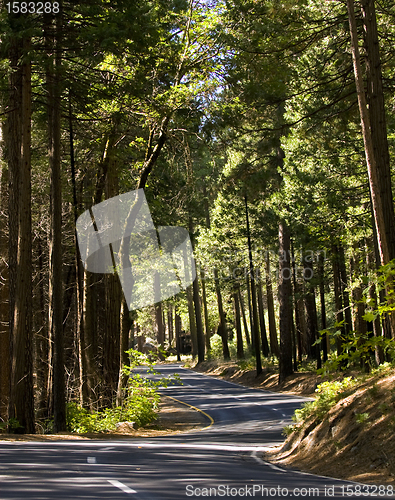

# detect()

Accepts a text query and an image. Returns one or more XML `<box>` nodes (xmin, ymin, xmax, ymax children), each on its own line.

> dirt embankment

<box><xmin>266</xmin><ymin>373</ymin><xmax>395</xmax><ymax>485</ymax></box>
<box><xmin>192</xmin><ymin>360</ymin><xmax>395</xmax><ymax>485</ymax></box>
<box><xmin>193</xmin><ymin>359</ymin><xmax>320</xmax><ymax>395</ymax></box>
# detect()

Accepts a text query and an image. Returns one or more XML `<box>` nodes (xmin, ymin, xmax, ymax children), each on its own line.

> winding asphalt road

<box><xmin>0</xmin><ymin>365</ymin><xmax>389</xmax><ymax>499</ymax></box>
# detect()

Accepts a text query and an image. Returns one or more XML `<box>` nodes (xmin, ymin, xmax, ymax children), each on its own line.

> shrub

<box><xmin>282</xmin><ymin>424</ymin><xmax>296</xmax><ymax>437</ymax></box>
<box><xmin>0</xmin><ymin>418</ymin><xmax>24</xmax><ymax>433</ymax></box>
<box><xmin>66</xmin><ymin>348</ymin><xmax>178</xmax><ymax>434</ymax></box>
<box><xmin>355</xmin><ymin>412</ymin><xmax>369</xmax><ymax>425</ymax></box>
<box><xmin>293</xmin><ymin>377</ymin><xmax>356</xmax><ymax>424</ymax></box>
<box><xmin>237</xmin><ymin>358</ymin><xmax>256</xmax><ymax>371</ymax></box>
<box><xmin>66</xmin><ymin>403</ymin><xmax>98</xmax><ymax>433</ymax></box>
<box><xmin>207</xmin><ymin>333</ymin><xmax>238</xmax><ymax>359</ymax></box>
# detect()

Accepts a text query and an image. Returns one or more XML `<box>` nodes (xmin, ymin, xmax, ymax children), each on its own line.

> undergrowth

<box><xmin>66</xmin><ymin>349</ymin><xmax>180</xmax><ymax>434</ymax></box>
<box><xmin>293</xmin><ymin>377</ymin><xmax>357</xmax><ymax>425</ymax></box>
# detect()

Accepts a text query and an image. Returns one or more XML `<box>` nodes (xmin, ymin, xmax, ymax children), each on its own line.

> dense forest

<box><xmin>1</xmin><ymin>0</ymin><xmax>395</xmax><ymax>435</ymax></box>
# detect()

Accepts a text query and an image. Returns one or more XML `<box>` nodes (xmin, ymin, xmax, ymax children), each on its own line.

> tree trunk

<box><xmin>8</xmin><ymin>35</ymin><xmax>35</xmax><ymax>433</ymax></box>
<box><xmin>162</xmin><ymin>311</ymin><xmax>167</xmax><ymax>343</ymax></box>
<box><xmin>214</xmin><ymin>268</ymin><xmax>230</xmax><ymax>360</ymax></box>
<box><xmin>200</xmin><ymin>269</ymin><xmax>211</xmax><ymax>353</ymax></box>
<box><xmin>291</xmin><ymin>242</ymin><xmax>303</xmax><ymax>363</ymax></box>
<box><xmin>332</xmin><ymin>244</ymin><xmax>345</xmax><ymax>357</ymax></box>
<box><xmin>346</xmin><ymin>0</ymin><xmax>395</xmax><ymax>265</ymax></box>
<box><xmin>303</xmin><ymin>256</ymin><xmax>315</xmax><ymax>358</ymax></box>
<box><xmin>175</xmin><ymin>309</ymin><xmax>182</xmax><ymax>362</ymax></box>
<box><xmin>257</xmin><ymin>270</ymin><xmax>269</xmax><ymax>357</ymax></box>
<box><xmin>7</xmin><ymin>26</ymin><xmax>22</xmax><ymax>416</ymax></box>
<box><xmin>189</xmin><ymin>218</ymin><xmax>205</xmax><ymax>363</ymax></box>
<box><xmin>45</xmin><ymin>10</ymin><xmax>65</xmax><ymax>432</ymax></box>
<box><xmin>338</xmin><ymin>246</ymin><xmax>352</xmax><ymax>337</ymax></box>
<box><xmin>81</xmin><ymin>269</ymin><xmax>96</xmax><ymax>407</ymax></box>
<box><xmin>244</xmin><ymin>194</ymin><xmax>261</xmax><ymax>375</ymax></box>
<box><xmin>238</xmin><ymin>288</ymin><xmax>251</xmax><ymax>346</ymax></box>
<box><xmin>265</xmin><ymin>253</ymin><xmax>279</xmax><ymax>357</ymax></box>
<box><xmin>155</xmin><ymin>272</ymin><xmax>165</xmax><ymax>348</ymax></box>
<box><xmin>155</xmin><ymin>273</ymin><xmax>165</xmax><ymax>362</ymax></box>
<box><xmin>291</xmin><ymin>318</ymin><xmax>298</xmax><ymax>372</ymax></box>
<box><xmin>351</xmin><ymin>252</ymin><xmax>369</xmax><ymax>370</ymax></box>
<box><xmin>102</xmin><ymin>148</ymin><xmax>121</xmax><ymax>407</ymax></box>
<box><xmin>192</xmin><ymin>274</ymin><xmax>205</xmax><ymax>363</ymax></box>
<box><xmin>116</xmin><ymin>297</ymin><xmax>130</xmax><ymax>406</ymax></box>
<box><xmin>361</xmin><ymin>0</ymin><xmax>395</xmax><ymax>338</ymax></box>
<box><xmin>69</xmin><ymin>90</ymin><xmax>85</xmax><ymax>407</ymax></box>
<box><xmin>365</xmin><ymin>243</ymin><xmax>384</xmax><ymax>364</ymax></box>
<box><xmin>318</xmin><ymin>253</ymin><xmax>328</xmax><ymax>362</ymax></box>
<box><xmin>184</xmin><ymin>235</ymin><xmax>198</xmax><ymax>357</ymax></box>
<box><xmin>233</xmin><ymin>291</ymin><xmax>244</xmax><ymax>359</ymax></box>
<box><xmin>36</xmin><ymin>236</ymin><xmax>49</xmax><ymax>418</ymax></box>
<box><xmin>351</xmin><ymin>255</ymin><xmax>367</xmax><ymax>338</ymax></box>
<box><xmin>186</xmin><ymin>285</ymin><xmax>198</xmax><ymax>358</ymax></box>
<box><xmin>168</xmin><ymin>305</ymin><xmax>174</xmax><ymax>345</ymax></box>
<box><xmin>103</xmin><ymin>270</ymin><xmax>121</xmax><ymax>407</ymax></box>
<box><xmin>0</xmin><ymin>138</ymin><xmax>10</xmax><ymax>423</ymax></box>
<box><xmin>246</xmin><ymin>272</ymin><xmax>254</xmax><ymax>349</ymax></box>
<box><xmin>303</xmin><ymin>255</ymin><xmax>321</xmax><ymax>369</ymax></box>
<box><xmin>278</xmin><ymin>222</ymin><xmax>293</xmax><ymax>383</ymax></box>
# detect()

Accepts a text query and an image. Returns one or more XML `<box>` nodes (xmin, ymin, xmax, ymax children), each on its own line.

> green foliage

<box><xmin>66</xmin><ymin>349</ymin><xmax>180</xmax><ymax>434</ymax></box>
<box><xmin>355</xmin><ymin>412</ymin><xmax>369</xmax><ymax>425</ymax></box>
<box><xmin>34</xmin><ymin>419</ymin><xmax>54</xmax><ymax>435</ymax></box>
<box><xmin>66</xmin><ymin>403</ymin><xmax>99</xmax><ymax>434</ymax></box>
<box><xmin>0</xmin><ymin>418</ymin><xmax>24</xmax><ymax>433</ymax></box>
<box><xmin>207</xmin><ymin>333</ymin><xmax>238</xmax><ymax>360</ymax></box>
<box><xmin>66</xmin><ymin>383</ymin><xmax>160</xmax><ymax>434</ymax></box>
<box><xmin>9</xmin><ymin>418</ymin><xmax>23</xmax><ymax>432</ymax></box>
<box><xmin>237</xmin><ymin>358</ymin><xmax>256</xmax><ymax>371</ymax></box>
<box><xmin>362</xmin><ymin>260</ymin><xmax>395</xmax><ymax>311</ymax></box>
<box><xmin>282</xmin><ymin>424</ymin><xmax>297</xmax><ymax>437</ymax></box>
<box><xmin>317</xmin><ymin>327</ymin><xmax>395</xmax><ymax>375</ymax></box>
<box><xmin>371</xmin><ymin>362</ymin><xmax>395</xmax><ymax>378</ymax></box>
<box><xmin>293</xmin><ymin>377</ymin><xmax>356</xmax><ymax>424</ymax></box>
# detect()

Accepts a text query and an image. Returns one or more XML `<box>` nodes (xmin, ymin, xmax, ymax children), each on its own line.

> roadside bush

<box><xmin>0</xmin><ymin>417</ymin><xmax>24</xmax><ymax>433</ymax></box>
<box><xmin>293</xmin><ymin>377</ymin><xmax>356</xmax><ymax>424</ymax></box>
<box><xmin>66</xmin><ymin>349</ymin><xmax>178</xmax><ymax>434</ymax></box>
<box><xmin>237</xmin><ymin>358</ymin><xmax>256</xmax><ymax>371</ymax></box>
<box><xmin>282</xmin><ymin>424</ymin><xmax>296</xmax><ymax>437</ymax></box>
<box><xmin>66</xmin><ymin>403</ymin><xmax>98</xmax><ymax>433</ymax></box>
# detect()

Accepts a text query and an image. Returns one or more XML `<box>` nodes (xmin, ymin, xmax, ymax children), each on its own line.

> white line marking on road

<box><xmin>108</xmin><ymin>479</ymin><xmax>137</xmax><ymax>494</ymax></box>
<box><xmin>2</xmin><ymin>442</ymin><xmax>284</xmax><ymax>452</ymax></box>
<box><xmin>251</xmin><ymin>449</ymin><xmax>286</xmax><ymax>472</ymax></box>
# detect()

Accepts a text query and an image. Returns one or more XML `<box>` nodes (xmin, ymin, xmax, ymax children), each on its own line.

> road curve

<box><xmin>0</xmin><ymin>364</ymin><xmax>388</xmax><ymax>500</ymax></box>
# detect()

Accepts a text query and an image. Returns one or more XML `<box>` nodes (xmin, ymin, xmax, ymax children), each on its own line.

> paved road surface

<box><xmin>0</xmin><ymin>365</ymin><xmax>390</xmax><ymax>499</ymax></box>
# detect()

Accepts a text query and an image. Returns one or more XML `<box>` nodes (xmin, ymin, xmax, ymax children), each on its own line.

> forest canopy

<box><xmin>1</xmin><ymin>0</ymin><xmax>395</xmax><ymax>434</ymax></box>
